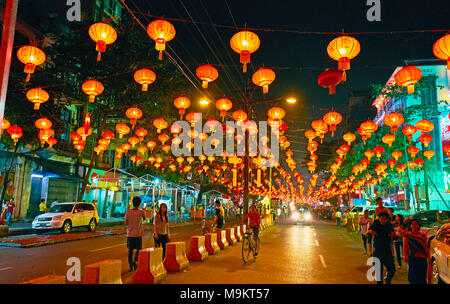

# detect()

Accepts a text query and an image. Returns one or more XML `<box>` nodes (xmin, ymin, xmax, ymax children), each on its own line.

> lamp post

<box><xmin>231</xmin><ymin>92</ymin><xmax>296</xmax><ymax>216</ymax></box>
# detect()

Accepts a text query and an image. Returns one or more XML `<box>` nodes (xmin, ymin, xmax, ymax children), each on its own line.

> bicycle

<box><xmin>242</xmin><ymin>227</ymin><xmax>260</xmax><ymax>263</ymax></box>
<box><xmin>201</xmin><ymin>218</ymin><xmax>215</xmax><ymax>235</ymax></box>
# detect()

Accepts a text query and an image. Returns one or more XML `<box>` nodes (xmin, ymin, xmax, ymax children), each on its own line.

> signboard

<box><xmin>444</xmin><ymin>167</ymin><xmax>450</xmax><ymax>193</ymax></box>
<box><xmin>88</xmin><ymin>169</ymin><xmax>119</xmax><ymax>189</ymax></box>
<box><xmin>352</xmin><ymin>198</ymin><xmax>366</xmax><ymax>206</ymax></box>
<box><xmin>398</xmin><ymin>189</ymin><xmax>406</xmax><ymax>200</ymax></box>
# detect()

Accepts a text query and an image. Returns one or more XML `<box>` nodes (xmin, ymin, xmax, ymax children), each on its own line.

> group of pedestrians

<box><xmin>124</xmin><ymin>197</ymin><xmax>170</xmax><ymax>272</ymax></box>
<box><xmin>0</xmin><ymin>199</ymin><xmax>15</xmax><ymax>226</ymax></box>
<box><xmin>358</xmin><ymin>197</ymin><xmax>431</xmax><ymax>284</ymax></box>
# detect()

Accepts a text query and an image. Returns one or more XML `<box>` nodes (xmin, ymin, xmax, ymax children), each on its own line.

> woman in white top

<box><xmin>154</xmin><ymin>203</ymin><xmax>170</xmax><ymax>259</ymax></box>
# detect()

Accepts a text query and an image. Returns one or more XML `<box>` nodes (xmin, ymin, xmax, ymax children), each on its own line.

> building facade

<box><xmin>372</xmin><ymin>59</ymin><xmax>450</xmax><ymax>211</ymax></box>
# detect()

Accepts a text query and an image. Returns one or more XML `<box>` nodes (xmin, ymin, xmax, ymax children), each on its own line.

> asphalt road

<box><xmin>0</xmin><ymin>219</ymin><xmax>409</xmax><ymax>284</ymax></box>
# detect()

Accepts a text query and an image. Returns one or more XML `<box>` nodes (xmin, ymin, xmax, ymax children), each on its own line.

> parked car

<box><xmin>405</xmin><ymin>210</ymin><xmax>450</xmax><ymax>228</ymax></box>
<box><xmin>430</xmin><ymin>223</ymin><xmax>450</xmax><ymax>284</ymax></box>
<box><xmin>32</xmin><ymin>202</ymin><xmax>99</xmax><ymax>234</ymax></box>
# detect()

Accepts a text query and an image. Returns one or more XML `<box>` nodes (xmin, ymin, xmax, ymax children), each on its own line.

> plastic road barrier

<box><xmin>163</xmin><ymin>242</ymin><xmax>189</xmax><ymax>272</ymax></box>
<box><xmin>240</xmin><ymin>224</ymin><xmax>247</xmax><ymax>236</ymax></box>
<box><xmin>83</xmin><ymin>259</ymin><xmax>123</xmax><ymax>284</ymax></box>
<box><xmin>216</xmin><ymin>229</ymin><xmax>229</xmax><ymax>250</ymax></box>
<box><xmin>234</xmin><ymin>225</ymin><xmax>242</xmax><ymax>242</ymax></box>
<box><xmin>225</xmin><ymin>227</ymin><xmax>237</xmax><ymax>245</ymax></box>
<box><xmin>187</xmin><ymin>236</ymin><xmax>209</xmax><ymax>261</ymax></box>
<box><xmin>131</xmin><ymin>247</ymin><xmax>167</xmax><ymax>284</ymax></box>
<box><xmin>204</xmin><ymin>232</ymin><xmax>220</xmax><ymax>255</ymax></box>
<box><xmin>21</xmin><ymin>275</ymin><xmax>65</xmax><ymax>284</ymax></box>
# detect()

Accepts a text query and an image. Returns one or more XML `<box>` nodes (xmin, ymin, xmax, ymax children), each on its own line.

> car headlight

<box><xmin>304</xmin><ymin>213</ymin><xmax>312</xmax><ymax>220</ymax></box>
<box><xmin>292</xmin><ymin>212</ymin><xmax>299</xmax><ymax>220</ymax></box>
<box><xmin>52</xmin><ymin>216</ymin><xmax>62</xmax><ymax>221</ymax></box>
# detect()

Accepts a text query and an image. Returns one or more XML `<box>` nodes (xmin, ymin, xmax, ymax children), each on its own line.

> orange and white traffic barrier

<box><xmin>187</xmin><ymin>236</ymin><xmax>209</xmax><ymax>261</ymax></box>
<box><xmin>131</xmin><ymin>248</ymin><xmax>167</xmax><ymax>284</ymax></box>
<box><xmin>163</xmin><ymin>242</ymin><xmax>189</xmax><ymax>272</ymax></box>
<box><xmin>234</xmin><ymin>225</ymin><xmax>242</xmax><ymax>242</ymax></box>
<box><xmin>216</xmin><ymin>229</ymin><xmax>229</xmax><ymax>250</ymax></box>
<box><xmin>204</xmin><ymin>232</ymin><xmax>220</xmax><ymax>255</ymax></box>
<box><xmin>240</xmin><ymin>224</ymin><xmax>247</xmax><ymax>236</ymax></box>
<box><xmin>21</xmin><ymin>275</ymin><xmax>65</xmax><ymax>284</ymax></box>
<box><xmin>83</xmin><ymin>259</ymin><xmax>123</xmax><ymax>284</ymax></box>
<box><xmin>225</xmin><ymin>227</ymin><xmax>237</xmax><ymax>245</ymax></box>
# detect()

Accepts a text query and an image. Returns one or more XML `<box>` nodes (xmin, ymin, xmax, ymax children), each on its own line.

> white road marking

<box><xmin>319</xmin><ymin>255</ymin><xmax>327</xmax><ymax>268</ymax></box>
<box><xmin>0</xmin><ymin>267</ymin><xmax>13</xmax><ymax>272</ymax></box>
<box><xmin>90</xmin><ymin>243</ymin><xmax>125</xmax><ymax>252</ymax></box>
<box><xmin>315</xmin><ymin>240</ymin><xmax>320</xmax><ymax>247</ymax></box>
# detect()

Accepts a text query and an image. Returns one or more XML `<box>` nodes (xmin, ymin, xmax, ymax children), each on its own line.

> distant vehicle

<box><xmin>430</xmin><ymin>223</ymin><xmax>450</xmax><ymax>284</ymax></box>
<box><xmin>32</xmin><ymin>202</ymin><xmax>99</xmax><ymax>234</ymax></box>
<box><xmin>291</xmin><ymin>204</ymin><xmax>313</xmax><ymax>225</ymax></box>
<box><xmin>405</xmin><ymin>210</ymin><xmax>450</xmax><ymax>228</ymax></box>
<box><xmin>349</xmin><ymin>205</ymin><xmax>410</xmax><ymax>217</ymax></box>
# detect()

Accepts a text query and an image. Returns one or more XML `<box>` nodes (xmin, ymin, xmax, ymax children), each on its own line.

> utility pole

<box><xmin>0</xmin><ymin>0</ymin><xmax>19</xmax><ymax>138</ymax></box>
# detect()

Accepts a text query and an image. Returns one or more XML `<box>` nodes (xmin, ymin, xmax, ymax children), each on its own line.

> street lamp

<box><xmin>199</xmin><ymin>97</ymin><xmax>210</xmax><ymax>105</ymax></box>
<box><xmin>286</xmin><ymin>97</ymin><xmax>297</xmax><ymax>104</ymax></box>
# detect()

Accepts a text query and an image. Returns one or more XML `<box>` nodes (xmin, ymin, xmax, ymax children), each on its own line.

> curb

<box><xmin>0</xmin><ymin>233</ymin><xmax>107</xmax><ymax>248</ymax></box>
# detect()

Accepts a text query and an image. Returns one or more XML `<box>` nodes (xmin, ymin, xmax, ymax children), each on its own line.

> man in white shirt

<box><xmin>359</xmin><ymin>210</ymin><xmax>374</xmax><ymax>255</ymax></box>
<box><xmin>124</xmin><ymin>197</ymin><xmax>146</xmax><ymax>272</ymax></box>
<box><xmin>51</xmin><ymin>198</ymin><xmax>59</xmax><ymax>208</ymax></box>
<box><xmin>335</xmin><ymin>209</ymin><xmax>341</xmax><ymax>226</ymax></box>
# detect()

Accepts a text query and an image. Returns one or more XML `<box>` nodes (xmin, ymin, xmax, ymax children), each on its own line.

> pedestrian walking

<box><xmin>124</xmin><ymin>197</ymin><xmax>146</xmax><ymax>272</ymax></box>
<box><xmin>214</xmin><ymin>200</ymin><xmax>225</xmax><ymax>229</ymax></box>
<box><xmin>335</xmin><ymin>209</ymin><xmax>341</xmax><ymax>226</ymax></box>
<box><xmin>368</xmin><ymin>212</ymin><xmax>396</xmax><ymax>284</ymax></box>
<box><xmin>0</xmin><ymin>200</ymin><xmax>6</xmax><ymax>225</ymax></box>
<box><xmin>154</xmin><ymin>203</ymin><xmax>170</xmax><ymax>259</ymax></box>
<box><xmin>393</xmin><ymin>214</ymin><xmax>405</xmax><ymax>269</ymax></box>
<box><xmin>346</xmin><ymin>211</ymin><xmax>354</xmax><ymax>233</ymax></box>
<box><xmin>39</xmin><ymin>199</ymin><xmax>47</xmax><ymax>214</ymax></box>
<box><xmin>5</xmin><ymin>199</ymin><xmax>15</xmax><ymax>226</ymax></box>
<box><xmin>359</xmin><ymin>210</ymin><xmax>374</xmax><ymax>255</ymax></box>
<box><xmin>404</xmin><ymin>219</ymin><xmax>431</xmax><ymax>284</ymax></box>
<box><xmin>353</xmin><ymin>211</ymin><xmax>360</xmax><ymax>233</ymax></box>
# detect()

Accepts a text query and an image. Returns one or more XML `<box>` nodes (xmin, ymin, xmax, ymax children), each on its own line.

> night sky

<box><xmin>127</xmin><ymin>0</ymin><xmax>449</xmax><ymax>176</ymax></box>
<box><xmin>17</xmin><ymin>0</ymin><xmax>450</xmax><ymax>178</ymax></box>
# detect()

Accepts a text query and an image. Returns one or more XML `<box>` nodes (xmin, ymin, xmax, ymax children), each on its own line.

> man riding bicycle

<box><xmin>241</xmin><ymin>204</ymin><xmax>261</xmax><ymax>256</ymax></box>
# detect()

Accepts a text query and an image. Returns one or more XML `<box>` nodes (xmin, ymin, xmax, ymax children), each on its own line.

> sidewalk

<box><xmin>0</xmin><ymin>217</ymin><xmax>239</xmax><ymax>248</ymax></box>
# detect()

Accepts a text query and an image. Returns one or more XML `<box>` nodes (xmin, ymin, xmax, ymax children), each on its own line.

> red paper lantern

<box><xmin>17</xmin><ymin>45</ymin><xmax>46</xmax><ymax>82</ymax></box>
<box><xmin>327</xmin><ymin>36</ymin><xmax>360</xmax><ymax>81</ymax></box>
<box><xmin>433</xmin><ymin>34</ymin><xmax>450</xmax><ymax>70</ymax></box>
<box><xmin>394</xmin><ymin>66</ymin><xmax>422</xmax><ymax>94</ymax></box>
<box><xmin>147</xmin><ymin>19</ymin><xmax>176</xmax><ymax>60</ymax></box>
<box><xmin>383</xmin><ymin>112</ymin><xmax>404</xmax><ymax>134</ymax></box>
<box><xmin>134</xmin><ymin>68</ymin><xmax>156</xmax><ymax>91</ymax></box>
<box><xmin>88</xmin><ymin>22</ymin><xmax>117</xmax><ymax>61</ymax></box>
<box><xmin>196</xmin><ymin>64</ymin><xmax>218</xmax><ymax>88</ymax></box>
<box><xmin>126</xmin><ymin>107</ymin><xmax>142</xmax><ymax>129</ymax></box>
<box><xmin>323</xmin><ymin>110</ymin><xmax>342</xmax><ymax>136</ymax></box>
<box><xmin>26</xmin><ymin>88</ymin><xmax>49</xmax><ymax>110</ymax></box>
<box><xmin>82</xmin><ymin>80</ymin><xmax>104</xmax><ymax>102</ymax></box>
<box><xmin>252</xmin><ymin>67</ymin><xmax>276</xmax><ymax>94</ymax></box>
<box><xmin>230</xmin><ymin>31</ymin><xmax>260</xmax><ymax>73</ymax></box>
<box><xmin>174</xmin><ymin>97</ymin><xmax>191</xmax><ymax>119</ymax></box>
<box><xmin>318</xmin><ymin>68</ymin><xmax>342</xmax><ymax>94</ymax></box>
